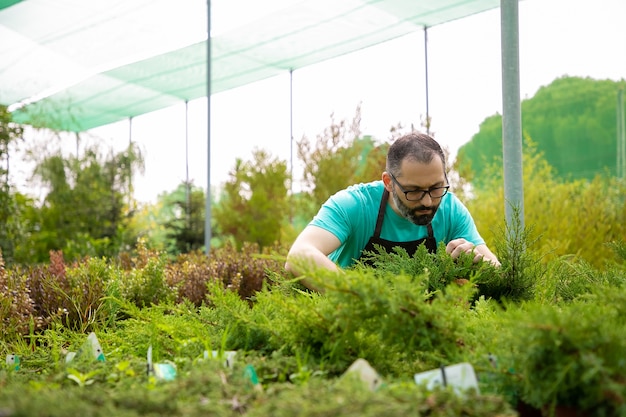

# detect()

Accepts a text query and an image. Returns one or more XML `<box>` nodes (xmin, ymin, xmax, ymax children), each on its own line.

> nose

<box><xmin>418</xmin><ymin>192</ymin><xmax>433</xmax><ymax>205</ymax></box>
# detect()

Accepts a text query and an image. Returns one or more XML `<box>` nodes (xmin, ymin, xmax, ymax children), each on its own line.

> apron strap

<box><xmin>373</xmin><ymin>189</ymin><xmax>389</xmax><ymax>238</ymax></box>
<box><xmin>427</xmin><ymin>222</ymin><xmax>434</xmax><ymax>239</ymax></box>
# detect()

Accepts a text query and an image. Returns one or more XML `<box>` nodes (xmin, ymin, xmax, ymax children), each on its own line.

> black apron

<box><xmin>357</xmin><ymin>189</ymin><xmax>437</xmax><ymax>265</ymax></box>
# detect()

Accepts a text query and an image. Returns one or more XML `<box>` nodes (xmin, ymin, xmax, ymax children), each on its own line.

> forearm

<box><xmin>284</xmin><ymin>247</ymin><xmax>339</xmax><ymax>293</ymax></box>
<box><xmin>285</xmin><ymin>246</ymin><xmax>339</xmax><ymax>276</ymax></box>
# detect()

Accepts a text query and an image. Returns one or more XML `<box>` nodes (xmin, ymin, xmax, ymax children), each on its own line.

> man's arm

<box><xmin>285</xmin><ymin>225</ymin><xmax>342</xmax><ymax>277</ymax></box>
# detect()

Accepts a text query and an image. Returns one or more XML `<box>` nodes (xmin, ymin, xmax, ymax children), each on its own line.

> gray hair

<box><xmin>386</xmin><ymin>132</ymin><xmax>446</xmax><ymax>176</ymax></box>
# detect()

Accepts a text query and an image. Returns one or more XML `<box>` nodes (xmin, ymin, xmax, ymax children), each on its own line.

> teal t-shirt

<box><xmin>309</xmin><ymin>181</ymin><xmax>485</xmax><ymax>268</ymax></box>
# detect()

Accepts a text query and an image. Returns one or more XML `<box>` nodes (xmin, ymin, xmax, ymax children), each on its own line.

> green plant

<box><xmin>0</xmin><ymin>251</ymin><xmax>39</xmax><ymax>339</ymax></box>
<box><xmin>113</xmin><ymin>239</ymin><xmax>172</xmax><ymax>307</ymax></box>
<box><xmin>66</xmin><ymin>368</ymin><xmax>101</xmax><ymax>387</ymax></box>
<box><xmin>464</xmin><ymin>138</ymin><xmax>626</xmax><ymax>269</ymax></box>
<box><xmin>212</xmin><ymin>149</ymin><xmax>290</xmax><ymax>249</ymax></box>
<box><xmin>357</xmin><ymin>234</ymin><xmax>534</xmax><ymax>305</ymax></box>
<box><xmin>495</xmin><ymin>287</ymin><xmax>626</xmax><ymax>415</ymax></box>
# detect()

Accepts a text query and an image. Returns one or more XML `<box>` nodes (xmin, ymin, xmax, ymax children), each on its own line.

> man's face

<box><xmin>386</xmin><ymin>157</ymin><xmax>448</xmax><ymax>226</ymax></box>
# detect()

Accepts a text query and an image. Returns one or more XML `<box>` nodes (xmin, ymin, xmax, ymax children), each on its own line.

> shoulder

<box><xmin>435</xmin><ymin>191</ymin><xmax>465</xmax><ymax>209</ymax></box>
<box><xmin>327</xmin><ymin>181</ymin><xmax>385</xmax><ymax>207</ymax></box>
<box><xmin>440</xmin><ymin>192</ymin><xmax>472</xmax><ymax>214</ymax></box>
<box><xmin>311</xmin><ymin>181</ymin><xmax>383</xmax><ymax>242</ymax></box>
<box><xmin>432</xmin><ymin>192</ymin><xmax>474</xmax><ymax>229</ymax></box>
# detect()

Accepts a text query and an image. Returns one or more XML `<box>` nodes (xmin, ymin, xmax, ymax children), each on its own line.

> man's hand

<box><xmin>446</xmin><ymin>238</ymin><xmax>501</xmax><ymax>267</ymax></box>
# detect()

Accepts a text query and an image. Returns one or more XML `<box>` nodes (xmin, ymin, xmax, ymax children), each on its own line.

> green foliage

<box><xmin>40</xmin><ymin>253</ymin><xmax>113</xmax><ymax>332</ymax></box>
<box><xmin>462</xmin><ymin>139</ymin><xmax>626</xmax><ymax>268</ymax></box>
<box><xmin>201</xmin><ymin>280</ymin><xmax>275</xmax><ymax>352</ymax></box>
<box><xmin>607</xmin><ymin>240</ymin><xmax>626</xmax><ymax>263</ymax></box>
<box><xmin>4</xmin><ymin>93</ymin><xmax>626</xmax><ymax>415</ymax></box>
<box><xmin>19</xmin><ymin>142</ymin><xmax>144</xmax><ymax>263</ymax></box>
<box><xmin>495</xmin><ymin>287</ymin><xmax>626</xmax><ymax>414</ymax></box>
<box><xmin>166</xmin><ymin>242</ymin><xmax>285</xmax><ymax>306</ymax></box>
<box><xmin>213</xmin><ymin>149</ymin><xmax>289</xmax><ymax>249</ymax></box>
<box><xmin>114</xmin><ymin>240</ymin><xmax>172</xmax><ymax>308</ymax></box>
<box><xmin>0</xmin><ymin>250</ymin><xmax>38</xmax><ymax>340</ymax></box>
<box><xmin>252</xmin><ymin>379</ymin><xmax>515</xmax><ymax>417</ymax></box>
<box><xmin>296</xmin><ymin>106</ymin><xmax>390</xmax><ymax>219</ymax></box>
<box><xmin>209</xmin><ymin>267</ymin><xmax>479</xmax><ymax>377</ymax></box>
<box><xmin>122</xmin><ymin>199</ymin><xmax>175</xmax><ymax>254</ymax></box>
<box><xmin>102</xmin><ymin>300</ymin><xmax>217</xmax><ymax>362</ymax></box>
<box><xmin>0</xmin><ymin>351</ymin><xmax>516</xmax><ymax>416</ymax></box>
<box><xmin>0</xmin><ymin>105</ymin><xmax>25</xmax><ymax>264</ymax></box>
<box><xmin>457</xmin><ymin>76</ymin><xmax>626</xmax><ymax>184</ymax></box>
<box><xmin>356</xmin><ymin>238</ymin><xmax>535</xmax><ymax>305</ymax></box>
<box><xmin>161</xmin><ymin>181</ymin><xmax>206</xmax><ymax>255</ymax></box>
<box><xmin>532</xmin><ymin>242</ymin><xmax>626</xmax><ymax>305</ymax></box>
<box><xmin>0</xmin><ymin>240</ymin><xmax>287</xmax><ymax>342</ymax></box>
<box><xmin>3</xmin><ymin>232</ymin><xmax>626</xmax><ymax>416</ymax></box>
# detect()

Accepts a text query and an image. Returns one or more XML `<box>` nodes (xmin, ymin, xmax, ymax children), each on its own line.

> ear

<box><xmin>382</xmin><ymin>172</ymin><xmax>393</xmax><ymax>192</ymax></box>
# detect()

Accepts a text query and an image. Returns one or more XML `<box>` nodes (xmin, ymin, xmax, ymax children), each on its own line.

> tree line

<box><xmin>1</xmin><ymin>76</ymin><xmax>625</xmax><ymax>267</ymax></box>
<box><xmin>456</xmin><ymin>76</ymin><xmax>626</xmax><ymax>186</ymax></box>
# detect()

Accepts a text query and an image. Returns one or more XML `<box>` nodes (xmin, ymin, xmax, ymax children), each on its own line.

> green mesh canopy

<box><xmin>0</xmin><ymin>0</ymin><xmax>499</xmax><ymax>132</ymax></box>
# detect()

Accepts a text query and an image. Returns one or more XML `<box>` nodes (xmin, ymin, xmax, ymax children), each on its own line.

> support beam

<box><xmin>500</xmin><ymin>0</ymin><xmax>524</xmax><ymax>231</ymax></box>
<box><xmin>128</xmin><ymin>117</ymin><xmax>133</xmax><ymax>207</ymax></box>
<box><xmin>289</xmin><ymin>68</ymin><xmax>294</xmax><ymax>224</ymax></box>
<box><xmin>424</xmin><ymin>27</ymin><xmax>430</xmax><ymax>134</ymax></box>
<box><xmin>185</xmin><ymin>100</ymin><xmax>191</xmax><ymax>226</ymax></box>
<box><xmin>618</xmin><ymin>88</ymin><xmax>625</xmax><ymax>179</ymax></box>
<box><xmin>205</xmin><ymin>0</ymin><xmax>212</xmax><ymax>255</ymax></box>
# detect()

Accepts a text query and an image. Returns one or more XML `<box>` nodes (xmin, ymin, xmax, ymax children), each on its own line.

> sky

<box><xmin>11</xmin><ymin>0</ymin><xmax>626</xmax><ymax>204</ymax></box>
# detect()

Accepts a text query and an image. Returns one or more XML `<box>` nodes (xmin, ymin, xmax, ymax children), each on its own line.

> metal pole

<box><xmin>500</xmin><ymin>0</ymin><xmax>524</xmax><ymax>231</ymax></box>
<box><xmin>185</xmin><ymin>100</ymin><xmax>191</xmax><ymax>227</ymax></box>
<box><xmin>128</xmin><ymin>117</ymin><xmax>132</xmax><ymax>206</ymax></box>
<box><xmin>205</xmin><ymin>0</ymin><xmax>212</xmax><ymax>255</ymax></box>
<box><xmin>424</xmin><ymin>27</ymin><xmax>430</xmax><ymax>134</ymax></box>
<box><xmin>289</xmin><ymin>68</ymin><xmax>294</xmax><ymax>224</ymax></box>
<box><xmin>618</xmin><ymin>88</ymin><xmax>625</xmax><ymax>179</ymax></box>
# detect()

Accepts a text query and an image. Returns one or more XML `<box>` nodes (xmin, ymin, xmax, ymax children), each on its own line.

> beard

<box><xmin>390</xmin><ymin>189</ymin><xmax>440</xmax><ymax>226</ymax></box>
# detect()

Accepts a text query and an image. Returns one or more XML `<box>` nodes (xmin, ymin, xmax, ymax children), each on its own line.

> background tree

<box><xmin>24</xmin><ymin>142</ymin><xmax>144</xmax><ymax>262</ymax></box>
<box><xmin>456</xmin><ymin>76</ymin><xmax>626</xmax><ymax>186</ymax></box>
<box><xmin>296</xmin><ymin>105</ymin><xmax>390</xmax><ymax>220</ymax></box>
<box><xmin>0</xmin><ymin>105</ymin><xmax>25</xmax><ymax>263</ymax></box>
<box><xmin>462</xmin><ymin>137</ymin><xmax>626</xmax><ymax>268</ymax></box>
<box><xmin>162</xmin><ymin>181</ymin><xmax>206</xmax><ymax>255</ymax></box>
<box><xmin>213</xmin><ymin>149</ymin><xmax>289</xmax><ymax>249</ymax></box>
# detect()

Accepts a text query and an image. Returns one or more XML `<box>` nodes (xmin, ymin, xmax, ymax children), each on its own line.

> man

<box><xmin>285</xmin><ymin>131</ymin><xmax>500</xmax><ymax>282</ymax></box>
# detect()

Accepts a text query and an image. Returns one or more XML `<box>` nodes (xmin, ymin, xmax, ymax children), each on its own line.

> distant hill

<box><xmin>456</xmin><ymin>76</ymin><xmax>626</xmax><ymax>187</ymax></box>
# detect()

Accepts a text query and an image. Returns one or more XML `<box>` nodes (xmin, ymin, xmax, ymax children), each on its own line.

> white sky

<box><xmin>11</xmin><ymin>0</ymin><xmax>626</xmax><ymax>203</ymax></box>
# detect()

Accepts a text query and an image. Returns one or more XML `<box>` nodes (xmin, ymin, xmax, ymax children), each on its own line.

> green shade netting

<box><xmin>0</xmin><ymin>0</ymin><xmax>499</xmax><ymax>132</ymax></box>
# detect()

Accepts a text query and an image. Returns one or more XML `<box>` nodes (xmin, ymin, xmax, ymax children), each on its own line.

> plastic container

<box><xmin>413</xmin><ymin>362</ymin><xmax>479</xmax><ymax>395</ymax></box>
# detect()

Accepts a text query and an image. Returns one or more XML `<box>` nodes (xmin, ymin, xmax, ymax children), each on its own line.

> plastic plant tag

<box><xmin>413</xmin><ymin>362</ymin><xmax>480</xmax><ymax>395</ymax></box>
<box><xmin>153</xmin><ymin>363</ymin><xmax>177</xmax><ymax>381</ymax></box>
<box><xmin>207</xmin><ymin>350</ymin><xmax>237</xmax><ymax>368</ymax></box>
<box><xmin>147</xmin><ymin>345</ymin><xmax>153</xmax><ymax>376</ymax></box>
<box><xmin>87</xmin><ymin>332</ymin><xmax>105</xmax><ymax>362</ymax></box>
<box><xmin>147</xmin><ymin>345</ymin><xmax>176</xmax><ymax>381</ymax></box>
<box><xmin>243</xmin><ymin>364</ymin><xmax>263</xmax><ymax>392</ymax></box>
<box><xmin>5</xmin><ymin>354</ymin><xmax>20</xmax><ymax>371</ymax></box>
<box><xmin>341</xmin><ymin>358</ymin><xmax>383</xmax><ymax>391</ymax></box>
<box><xmin>65</xmin><ymin>332</ymin><xmax>105</xmax><ymax>363</ymax></box>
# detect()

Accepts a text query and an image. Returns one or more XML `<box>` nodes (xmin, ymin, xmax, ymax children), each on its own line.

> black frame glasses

<box><xmin>388</xmin><ymin>172</ymin><xmax>450</xmax><ymax>201</ymax></box>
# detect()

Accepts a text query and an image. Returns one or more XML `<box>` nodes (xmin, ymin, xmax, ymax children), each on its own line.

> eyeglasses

<box><xmin>388</xmin><ymin>172</ymin><xmax>450</xmax><ymax>201</ymax></box>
